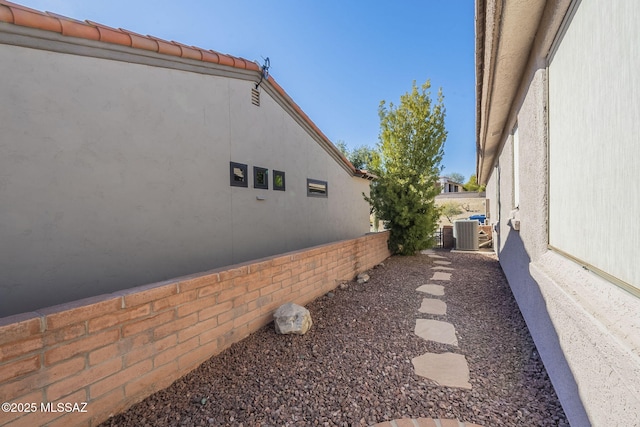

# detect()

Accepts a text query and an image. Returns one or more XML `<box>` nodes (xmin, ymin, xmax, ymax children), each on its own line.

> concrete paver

<box><xmin>433</xmin><ymin>260</ymin><xmax>452</xmax><ymax>265</ymax></box>
<box><xmin>416</xmin><ymin>284</ymin><xmax>445</xmax><ymax>296</ymax></box>
<box><xmin>418</xmin><ymin>298</ymin><xmax>447</xmax><ymax>315</ymax></box>
<box><xmin>411</xmin><ymin>352</ymin><xmax>472</xmax><ymax>390</ymax></box>
<box><xmin>431</xmin><ymin>266</ymin><xmax>455</xmax><ymax>271</ymax></box>
<box><xmin>414</xmin><ymin>319</ymin><xmax>458</xmax><ymax>345</ymax></box>
<box><xmin>430</xmin><ymin>271</ymin><xmax>452</xmax><ymax>281</ymax></box>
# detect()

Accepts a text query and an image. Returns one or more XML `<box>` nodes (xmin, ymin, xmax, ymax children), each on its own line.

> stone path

<box><xmin>371</xmin><ymin>250</ymin><xmax>482</xmax><ymax>427</ymax></box>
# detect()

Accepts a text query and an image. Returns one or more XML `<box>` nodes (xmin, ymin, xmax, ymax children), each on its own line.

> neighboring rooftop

<box><xmin>0</xmin><ymin>0</ymin><xmax>374</xmax><ymax>179</ymax></box>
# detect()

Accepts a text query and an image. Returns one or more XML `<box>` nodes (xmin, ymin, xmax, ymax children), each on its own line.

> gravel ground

<box><xmin>100</xmin><ymin>250</ymin><xmax>568</xmax><ymax>427</ymax></box>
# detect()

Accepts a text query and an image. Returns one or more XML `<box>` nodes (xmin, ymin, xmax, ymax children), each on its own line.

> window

<box><xmin>253</xmin><ymin>166</ymin><xmax>268</xmax><ymax>189</ymax></box>
<box><xmin>230</xmin><ymin>162</ymin><xmax>248</xmax><ymax>187</ymax></box>
<box><xmin>548</xmin><ymin>0</ymin><xmax>640</xmax><ymax>293</ymax></box>
<box><xmin>273</xmin><ymin>170</ymin><xmax>285</xmax><ymax>191</ymax></box>
<box><xmin>307</xmin><ymin>179</ymin><xmax>328</xmax><ymax>197</ymax></box>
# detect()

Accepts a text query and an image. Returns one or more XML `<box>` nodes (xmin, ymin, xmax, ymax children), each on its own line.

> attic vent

<box><xmin>251</xmin><ymin>88</ymin><xmax>260</xmax><ymax>106</ymax></box>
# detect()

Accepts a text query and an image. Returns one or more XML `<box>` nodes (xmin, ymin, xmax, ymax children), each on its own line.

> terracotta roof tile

<box><xmin>86</xmin><ymin>20</ymin><xmax>131</xmax><ymax>46</ymax></box>
<box><xmin>120</xmin><ymin>28</ymin><xmax>158</xmax><ymax>52</ymax></box>
<box><xmin>46</xmin><ymin>12</ymin><xmax>99</xmax><ymax>40</ymax></box>
<box><xmin>200</xmin><ymin>49</ymin><xmax>220</xmax><ymax>63</ymax></box>
<box><xmin>9</xmin><ymin>1</ymin><xmax>61</xmax><ymax>33</ymax></box>
<box><xmin>0</xmin><ymin>3</ymin><xmax>13</xmax><ymax>22</ymax></box>
<box><xmin>145</xmin><ymin>35</ymin><xmax>180</xmax><ymax>56</ymax></box>
<box><xmin>216</xmin><ymin>53</ymin><xmax>235</xmax><ymax>67</ymax></box>
<box><xmin>0</xmin><ymin>0</ymin><xmax>362</xmax><ymax>177</ymax></box>
<box><xmin>245</xmin><ymin>60</ymin><xmax>261</xmax><ymax>72</ymax></box>
<box><xmin>171</xmin><ymin>41</ymin><xmax>202</xmax><ymax>61</ymax></box>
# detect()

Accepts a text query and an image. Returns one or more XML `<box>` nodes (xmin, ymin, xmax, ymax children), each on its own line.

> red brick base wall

<box><xmin>0</xmin><ymin>232</ymin><xmax>390</xmax><ymax>427</ymax></box>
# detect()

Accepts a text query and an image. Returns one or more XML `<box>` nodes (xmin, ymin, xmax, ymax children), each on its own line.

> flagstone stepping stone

<box><xmin>434</xmin><ymin>260</ymin><xmax>452</xmax><ymax>265</ymax></box>
<box><xmin>428</xmin><ymin>254</ymin><xmax>447</xmax><ymax>259</ymax></box>
<box><xmin>431</xmin><ymin>266</ymin><xmax>455</xmax><ymax>271</ymax></box>
<box><xmin>416</xmin><ymin>284</ymin><xmax>445</xmax><ymax>296</ymax></box>
<box><xmin>430</xmin><ymin>271</ymin><xmax>452</xmax><ymax>281</ymax></box>
<box><xmin>418</xmin><ymin>298</ymin><xmax>447</xmax><ymax>315</ymax></box>
<box><xmin>414</xmin><ymin>319</ymin><xmax>458</xmax><ymax>346</ymax></box>
<box><xmin>412</xmin><ymin>352</ymin><xmax>472</xmax><ymax>389</ymax></box>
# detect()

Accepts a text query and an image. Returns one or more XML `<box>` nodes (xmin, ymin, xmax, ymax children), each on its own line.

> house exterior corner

<box><xmin>476</xmin><ymin>0</ymin><xmax>640</xmax><ymax>425</ymax></box>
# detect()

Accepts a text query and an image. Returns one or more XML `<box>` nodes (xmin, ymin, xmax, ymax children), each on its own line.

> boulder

<box><xmin>356</xmin><ymin>273</ymin><xmax>370</xmax><ymax>284</ymax></box>
<box><xmin>273</xmin><ymin>303</ymin><xmax>312</xmax><ymax>335</ymax></box>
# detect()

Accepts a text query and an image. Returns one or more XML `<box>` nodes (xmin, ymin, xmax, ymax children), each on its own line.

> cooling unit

<box><xmin>454</xmin><ymin>220</ymin><xmax>479</xmax><ymax>251</ymax></box>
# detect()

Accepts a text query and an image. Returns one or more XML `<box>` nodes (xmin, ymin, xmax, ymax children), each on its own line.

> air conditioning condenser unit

<box><xmin>454</xmin><ymin>220</ymin><xmax>479</xmax><ymax>251</ymax></box>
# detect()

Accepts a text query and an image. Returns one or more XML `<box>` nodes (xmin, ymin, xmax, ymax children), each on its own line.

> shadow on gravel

<box><xmin>99</xmin><ymin>251</ymin><xmax>568</xmax><ymax>427</ymax></box>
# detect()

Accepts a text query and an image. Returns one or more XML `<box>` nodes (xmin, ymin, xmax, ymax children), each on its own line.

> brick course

<box><xmin>0</xmin><ymin>232</ymin><xmax>390</xmax><ymax>427</ymax></box>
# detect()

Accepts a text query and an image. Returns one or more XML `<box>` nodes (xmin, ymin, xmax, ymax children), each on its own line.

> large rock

<box><xmin>273</xmin><ymin>303</ymin><xmax>312</xmax><ymax>335</ymax></box>
<box><xmin>356</xmin><ymin>273</ymin><xmax>370</xmax><ymax>284</ymax></box>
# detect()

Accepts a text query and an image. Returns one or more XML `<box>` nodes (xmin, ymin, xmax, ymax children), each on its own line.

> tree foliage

<box><xmin>441</xmin><ymin>202</ymin><xmax>463</xmax><ymax>224</ymax></box>
<box><xmin>349</xmin><ymin>145</ymin><xmax>379</xmax><ymax>170</ymax></box>
<box><xmin>447</xmin><ymin>172</ymin><xmax>465</xmax><ymax>185</ymax></box>
<box><xmin>335</xmin><ymin>140</ymin><xmax>379</xmax><ymax>171</ymax></box>
<box><xmin>365</xmin><ymin>80</ymin><xmax>447</xmax><ymax>255</ymax></box>
<box><xmin>463</xmin><ymin>174</ymin><xmax>486</xmax><ymax>192</ymax></box>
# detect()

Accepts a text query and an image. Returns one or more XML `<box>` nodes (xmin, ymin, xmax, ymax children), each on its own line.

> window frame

<box><xmin>307</xmin><ymin>178</ymin><xmax>328</xmax><ymax>198</ymax></box>
<box><xmin>253</xmin><ymin>166</ymin><xmax>269</xmax><ymax>190</ymax></box>
<box><xmin>273</xmin><ymin>170</ymin><xmax>286</xmax><ymax>191</ymax></box>
<box><xmin>229</xmin><ymin>162</ymin><xmax>248</xmax><ymax>187</ymax></box>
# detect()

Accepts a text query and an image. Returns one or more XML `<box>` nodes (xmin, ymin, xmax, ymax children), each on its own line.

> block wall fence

<box><xmin>0</xmin><ymin>232</ymin><xmax>390</xmax><ymax>427</ymax></box>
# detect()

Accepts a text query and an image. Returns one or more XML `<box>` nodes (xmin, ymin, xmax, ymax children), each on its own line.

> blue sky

<box><xmin>18</xmin><ymin>0</ymin><xmax>477</xmax><ymax>180</ymax></box>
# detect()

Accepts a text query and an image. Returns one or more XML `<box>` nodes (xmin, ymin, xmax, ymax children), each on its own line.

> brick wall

<box><xmin>0</xmin><ymin>232</ymin><xmax>390</xmax><ymax>427</ymax></box>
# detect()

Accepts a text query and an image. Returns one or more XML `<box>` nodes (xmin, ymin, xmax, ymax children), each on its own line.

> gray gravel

<box><xmin>100</xmin><ymin>250</ymin><xmax>568</xmax><ymax>426</ymax></box>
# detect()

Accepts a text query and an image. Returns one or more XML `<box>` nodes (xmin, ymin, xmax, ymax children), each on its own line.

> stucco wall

<box><xmin>0</xmin><ymin>34</ymin><xmax>370</xmax><ymax>317</ymax></box>
<box><xmin>547</xmin><ymin>0</ymin><xmax>640</xmax><ymax>290</ymax></box>
<box><xmin>482</xmin><ymin>1</ymin><xmax>640</xmax><ymax>425</ymax></box>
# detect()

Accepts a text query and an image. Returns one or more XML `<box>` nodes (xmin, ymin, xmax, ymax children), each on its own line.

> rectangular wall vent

<box><xmin>251</xmin><ymin>88</ymin><xmax>260</xmax><ymax>106</ymax></box>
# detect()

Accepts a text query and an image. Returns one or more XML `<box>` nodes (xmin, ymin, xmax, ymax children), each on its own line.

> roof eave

<box><xmin>475</xmin><ymin>0</ymin><xmax>546</xmax><ymax>185</ymax></box>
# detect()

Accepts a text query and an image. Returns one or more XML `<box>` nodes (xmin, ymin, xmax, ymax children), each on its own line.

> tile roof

<box><xmin>0</xmin><ymin>1</ymin><xmax>260</xmax><ymax>70</ymax></box>
<box><xmin>0</xmin><ymin>0</ymin><xmax>373</xmax><ymax>179</ymax></box>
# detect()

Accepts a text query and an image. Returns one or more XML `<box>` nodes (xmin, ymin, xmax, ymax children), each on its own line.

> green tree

<box><xmin>349</xmin><ymin>145</ymin><xmax>378</xmax><ymax>170</ymax></box>
<box><xmin>463</xmin><ymin>174</ymin><xmax>486</xmax><ymax>192</ymax></box>
<box><xmin>441</xmin><ymin>202</ymin><xmax>463</xmax><ymax>224</ymax></box>
<box><xmin>447</xmin><ymin>172</ymin><xmax>465</xmax><ymax>184</ymax></box>
<box><xmin>335</xmin><ymin>141</ymin><xmax>379</xmax><ymax>171</ymax></box>
<box><xmin>335</xmin><ymin>140</ymin><xmax>349</xmax><ymax>157</ymax></box>
<box><xmin>365</xmin><ymin>80</ymin><xmax>447</xmax><ymax>255</ymax></box>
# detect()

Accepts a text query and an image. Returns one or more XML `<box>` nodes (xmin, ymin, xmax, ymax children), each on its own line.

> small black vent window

<box><xmin>230</xmin><ymin>162</ymin><xmax>248</xmax><ymax>187</ymax></box>
<box><xmin>251</xmin><ymin>88</ymin><xmax>260</xmax><ymax>106</ymax></box>
<box><xmin>254</xmin><ymin>166</ymin><xmax>268</xmax><ymax>189</ymax></box>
